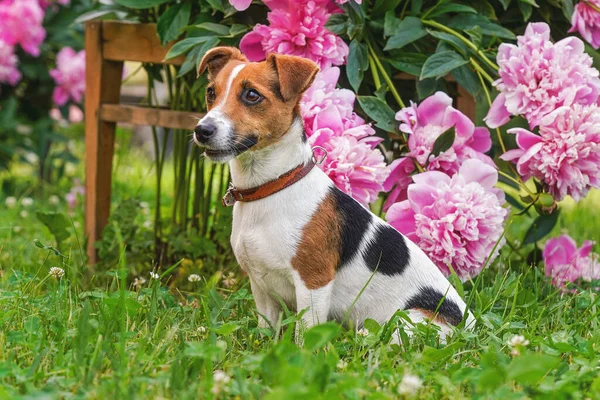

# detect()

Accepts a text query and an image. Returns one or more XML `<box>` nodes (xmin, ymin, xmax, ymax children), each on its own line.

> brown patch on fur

<box><xmin>198</xmin><ymin>47</ymin><xmax>247</xmax><ymax>79</ymax></box>
<box><xmin>199</xmin><ymin>47</ymin><xmax>320</xmax><ymax>151</ymax></box>
<box><xmin>291</xmin><ymin>193</ymin><xmax>341</xmax><ymax>290</ymax></box>
<box><xmin>414</xmin><ymin>308</ymin><xmax>451</xmax><ymax>327</ymax></box>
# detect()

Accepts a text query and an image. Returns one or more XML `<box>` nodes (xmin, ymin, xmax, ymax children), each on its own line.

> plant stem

<box><xmin>367</xmin><ymin>42</ymin><xmax>406</xmax><ymax>109</ymax></box>
<box><xmin>421</xmin><ymin>19</ymin><xmax>499</xmax><ymax>72</ymax></box>
<box><xmin>368</xmin><ymin>55</ymin><xmax>381</xmax><ymax>89</ymax></box>
<box><xmin>470</xmin><ymin>58</ymin><xmax>494</xmax><ymax>85</ymax></box>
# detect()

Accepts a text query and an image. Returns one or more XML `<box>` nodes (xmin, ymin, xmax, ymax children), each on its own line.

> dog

<box><xmin>193</xmin><ymin>46</ymin><xmax>474</xmax><ymax>340</ymax></box>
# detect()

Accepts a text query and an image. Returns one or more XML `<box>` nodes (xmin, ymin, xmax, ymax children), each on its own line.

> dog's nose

<box><xmin>194</xmin><ymin>122</ymin><xmax>217</xmax><ymax>143</ymax></box>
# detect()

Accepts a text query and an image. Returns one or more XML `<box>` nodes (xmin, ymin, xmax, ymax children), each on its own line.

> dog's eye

<box><xmin>243</xmin><ymin>89</ymin><xmax>262</xmax><ymax>104</ymax></box>
<box><xmin>206</xmin><ymin>86</ymin><xmax>216</xmax><ymax>103</ymax></box>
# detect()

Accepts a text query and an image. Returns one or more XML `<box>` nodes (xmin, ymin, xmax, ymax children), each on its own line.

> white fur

<box><xmin>193</xmin><ymin>64</ymin><xmax>246</xmax><ymax>159</ymax></box>
<box><xmin>223</xmin><ymin>119</ymin><xmax>475</xmax><ymax>340</ymax></box>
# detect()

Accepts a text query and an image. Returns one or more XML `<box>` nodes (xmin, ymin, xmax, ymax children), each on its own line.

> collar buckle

<box><xmin>222</xmin><ymin>183</ymin><xmax>237</xmax><ymax>207</ymax></box>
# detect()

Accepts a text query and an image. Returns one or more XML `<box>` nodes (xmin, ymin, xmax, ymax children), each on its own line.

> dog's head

<box><xmin>193</xmin><ymin>47</ymin><xmax>319</xmax><ymax>163</ymax></box>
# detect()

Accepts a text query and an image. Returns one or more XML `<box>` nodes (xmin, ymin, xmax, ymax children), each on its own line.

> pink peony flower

<box><xmin>386</xmin><ymin>159</ymin><xmax>507</xmax><ymax>281</ymax></box>
<box><xmin>299</xmin><ymin>67</ymin><xmax>389</xmax><ymax>204</ymax></box>
<box><xmin>50</xmin><ymin>47</ymin><xmax>86</xmax><ymax>106</ymax></box>
<box><xmin>486</xmin><ymin>22</ymin><xmax>600</xmax><ymax>129</ymax></box>
<box><xmin>569</xmin><ymin>0</ymin><xmax>600</xmax><ymax>49</ymax></box>
<box><xmin>240</xmin><ymin>0</ymin><xmax>349</xmax><ymax>69</ymax></box>
<box><xmin>502</xmin><ymin>104</ymin><xmax>600</xmax><ymax>201</ymax></box>
<box><xmin>319</xmin><ymin>135</ymin><xmax>389</xmax><ymax>205</ymax></box>
<box><xmin>0</xmin><ymin>0</ymin><xmax>46</xmax><ymax>57</ymax></box>
<box><xmin>228</xmin><ymin>0</ymin><xmax>251</xmax><ymax>11</ymax></box>
<box><xmin>383</xmin><ymin>92</ymin><xmax>494</xmax><ymax>209</ymax></box>
<box><xmin>66</xmin><ymin>179</ymin><xmax>85</xmax><ymax>209</ymax></box>
<box><xmin>0</xmin><ymin>39</ymin><xmax>21</xmax><ymax>86</ymax></box>
<box><xmin>543</xmin><ymin>234</ymin><xmax>599</xmax><ymax>288</ymax></box>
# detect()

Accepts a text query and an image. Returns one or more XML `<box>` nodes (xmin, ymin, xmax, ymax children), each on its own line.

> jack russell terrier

<box><xmin>193</xmin><ymin>46</ymin><xmax>474</xmax><ymax>340</ymax></box>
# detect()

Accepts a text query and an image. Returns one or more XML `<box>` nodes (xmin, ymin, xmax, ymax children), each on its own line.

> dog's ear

<box><xmin>267</xmin><ymin>54</ymin><xmax>319</xmax><ymax>102</ymax></box>
<box><xmin>198</xmin><ymin>47</ymin><xmax>247</xmax><ymax>78</ymax></box>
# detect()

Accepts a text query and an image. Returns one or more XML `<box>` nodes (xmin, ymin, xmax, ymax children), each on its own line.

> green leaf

<box><xmin>523</xmin><ymin>211</ymin><xmax>560</xmax><ymax>245</ymax></box>
<box><xmin>357</xmin><ymin>96</ymin><xmax>397</xmax><ymax>132</ymax></box>
<box><xmin>387</xmin><ymin>52</ymin><xmax>428</xmax><ymax>76</ymax></box>
<box><xmin>420</xmin><ymin>51</ymin><xmax>468</xmax><ymax>80</ymax></box>
<box><xmin>383</xmin><ymin>11</ymin><xmax>401</xmax><ymax>38</ymax></box>
<box><xmin>165</xmin><ymin>37</ymin><xmax>212</xmax><ymax>60</ymax></box>
<box><xmin>347</xmin><ymin>40</ymin><xmax>368</xmax><ymax>92</ymax></box>
<box><xmin>452</xmin><ymin>64</ymin><xmax>482</xmax><ymax>97</ymax></box>
<box><xmin>562</xmin><ymin>0</ymin><xmax>574</xmax><ymax>20</ymax></box>
<box><xmin>303</xmin><ymin>322</ymin><xmax>340</xmax><ymax>351</ymax></box>
<box><xmin>36</xmin><ymin>212</ymin><xmax>71</xmax><ymax>248</ymax></box>
<box><xmin>372</xmin><ymin>0</ymin><xmax>402</xmax><ymax>17</ymax></box>
<box><xmin>384</xmin><ymin>17</ymin><xmax>427</xmax><ymax>51</ymax></box>
<box><xmin>421</xmin><ymin>342</ymin><xmax>464</xmax><ymax>363</ymax></box>
<box><xmin>113</xmin><ymin>0</ymin><xmax>169</xmax><ymax>9</ymax></box>
<box><xmin>427</xmin><ymin>4</ymin><xmax>477</xmax><ymax>18</ymax></box>
<box><xmin>325</xmin><ymin>13</ymin><xmax>347</xmax><ymax>35</ymax></box>
<box><xmin>430</xmin><ymin>127</ymin><xmax>456</xmax><ymax>157</ymax></box>
<box><xmin>427</xmin><ymin>30</ymin><xmax>469</xmax><ymax>56</ymax></box>
<box><xmin>193</xmin><ymin>22</ymin><xmax>230</xmax><ymax>36</ymax></box>
<box><xmin>449</xmin><ymin>14</ymin><xmax>516</xmax><ymax>40</ymax></box>
<box><xmin>518</xmin><ymin>2</ymin><xmax>533</xmax><ymax>21</ymax></box>
<box><xmin>416</xmin><ymin>77</ymin><xmax>439</xmax><ymax>99</ymax></box>
<box><xmin>213</xmin><ymin>322</ymin><xmax>239</xmax><ymax>335</ymax></box>
<box><xmin>507</xmin><ymin>354</ymin><xmax>560</xmax><ymax>385</ymax></box>
<box><xmin>157</xmin><ymin>3</ymin><xmax>191</xmax><ymax>44</ymax></box>
<box><xmin>498</xmin><ymin>0</ymin><xmax>512</xmax><ymax>10</ymax></box>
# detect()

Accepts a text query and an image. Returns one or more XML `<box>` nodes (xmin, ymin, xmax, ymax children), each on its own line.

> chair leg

<box><xmin>84</xmin><ymin>21</ymin><xmax>123</xmax><ymax>264</ymax></box>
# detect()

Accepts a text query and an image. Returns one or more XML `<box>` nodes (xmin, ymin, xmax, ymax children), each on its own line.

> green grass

<box><xmin>1</xmin><ymin>128</ymin><xmax>600</xmax><ymax>399</ymax></box>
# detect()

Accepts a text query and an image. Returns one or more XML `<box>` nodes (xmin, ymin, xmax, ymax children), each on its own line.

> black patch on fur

<box><xmin>269</xmin><ymin>81</ymin><xmax>284</xmax><ymax>102</ymax></box>
<box><xmin>331</xmin><ymin>187</ymin><xmax>372</xmax><ymax>266</ymax></box>
<box><xmin>363</xmin><ymin>225</ymin><xmax>410</xmax><ymax>276</ymax></box>
<box><xmin>404</xmin><ymin>287</ymin><xmax>464</xmax><ymax>326</ymax></box>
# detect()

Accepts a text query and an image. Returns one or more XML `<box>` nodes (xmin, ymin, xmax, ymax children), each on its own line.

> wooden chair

<box><xmin>84</xmin><ymin>20</ymin><xmax>203</xmax><ymax>263</ymax></box>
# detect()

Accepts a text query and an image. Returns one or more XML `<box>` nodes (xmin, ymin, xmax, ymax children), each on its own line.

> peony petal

<box><xmin>484</xmin><ymin>92</ymin><xmax>511</xmax><ymax>128</ymax></box>
<box><xmin>470</xmin><ymin>127</ymin><xmax>492</xmax><ymax>152</ymax></box>
<box><xmin>416</xmin><ymin>91</ymin><xmax>453</xmax><ymax>126</ymax></box>
<box><xmin>407</xmin><ymin>181</ymin><xmax>439</xmax><ymax>212</ymax></box>
<box><xmin>229</xmin><ymin>0</ymin><xmax>253</xmax><ymax>10</ymax></box>
<box><xmin>508</xmin><ymin>128</ymin><xmax>542</xmax><ymax>150</ymax></box>
<box><xmin>386</xmin><ymin>201</ymin><xmax>417</xmax><ymax>236</ymax></box>
<box><xmin>239</xmin><ymin>30</ymin><xmax>266</xmax><ymax>62</ymax></box>
<box><xmin>411</xmin><ymin>170</ymin><xmax>450</xmax><ymax>187</ymax></box>
<box><xmin>459</xmin><ymin>159</ymin><xmax>498</xmax><ymax>189</ymax></box>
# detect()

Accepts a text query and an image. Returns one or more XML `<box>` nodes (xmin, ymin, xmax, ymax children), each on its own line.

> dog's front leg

<box><xmin>249</xmin><ymin>277</ymin><xmax>281</xmax><ymax>329</ymax></box>
<box><xmin>292</xmin><ymin>272</ymin><xmax>333</xmax><ymax>341</ymax></box>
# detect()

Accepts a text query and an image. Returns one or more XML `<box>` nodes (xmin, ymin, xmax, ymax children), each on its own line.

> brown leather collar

<box><xmin>222</xmin><ymin>161</ymin><xmax>315</xmax><ymax>207</ymax></box>
<box><xmin>222</xmin><ymin>146</ymin><xmax>327</xmax><ymax>207</ymax></box>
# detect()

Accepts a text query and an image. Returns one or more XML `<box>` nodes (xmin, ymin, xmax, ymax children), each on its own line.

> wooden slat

<box><xmin>394</xmin><ymin>72</ymin><xmax>457</xmax><ymax>82</ymax></box>
<box><xmin>102</xmin><ymin>21</ymin><xmax>185</xmax><ymax>65</ymax></box>
<box><xmin>101</xmin><ymin>104</ymin><xmax>204</xmax><ymax>130</ymax></box>
<box><xmin>85</xmin><ymin>21</ymin><xmax>124</xmax><ymax>264</ymax></box>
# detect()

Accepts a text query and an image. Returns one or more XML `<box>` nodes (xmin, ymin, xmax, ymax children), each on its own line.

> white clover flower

<box><xmin>357</xmin><ymin>328</ymin><xmax>369</xmax><ymax>337</ymax></box>
<box><xmin>337</xmin><ymin>360</ymin><xmax>348</xmax><ymax>370</ymax></box>
<box><xmin>397</xmin><ymin>373</ymin><xmax>423</xmax><ymax>396</ymax></box>
<box><xmin>188</xmin><ymin>274</ymin><xmax>201</xmax><ymax>282</ymax></box>
<box><xmin>13</xmin><ymin>226</ymin><xmax>22</xmax><ymax>233</ymax></box>
<box><xmin>149</xmin><ymin>272</ymin><xmax>160</xmax><ymax>280</ymax></box>
<box><xmin>140</xmin><ymin>201</ymin><xmax>149</xmax><ymax>209</ymax></box>
<box><xmin>507</xmin><ymin>335</ymin><xmax>530</xmax><ymax>348</ymax></box>
<box><xmin>211</xmin><ymin>370</ymin><xmax>231</xmax><ymax>394</ymax></box>
<box><xmin>49</xmin><ymin>267</ymin><xmax>65</xmax><ymax>279</ymax></box>
<box><xmin>5</xmin><ymin>197</ymin><xmax>17</xmax><ymax>208</ymax></box>
<box><xmin>73</xmin><ymin>221</ymin><xmax>81</xmax><ymax>229</ymax></box>
<box><xmin>197</xmin><ymin>326</ymin><xmax>207</xmax><ymax>334</ymax></box>
<box><xmin>20</xmin><ymin>211</ymin><xmax>28</xmax><ymax>218</ymax></box>
<box><xmin>133</xmin><ymin>277</ymin><xmax>147</xmax><ymax>287</ymax></box>
<box><xmin>213</xmin><ymin>370</ymin><xmax>230</xmax><ymax>384</ymax></box>
<box><xmin>143</xmin><ymin>220</ymin><xmax>152</xmax><ymax>229</ymax></box>
<box><xmin>25</xmin><ymin>152</ymin><xmax>38</xmax><ymax>164</ymax></box>
<box><xmin>222</xmin><ymin>272</ymin><xmax>236</xmax><ymax>288</ymax></box>
<box><xmin>49</xmin><ymin>195</ymin><xmax>60</xmax><ymax>205</ymax></box>
<box><xmin>21</xmin><ymin>197</ymin><xmax>33</xmax><ymax>207</ymax></box>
